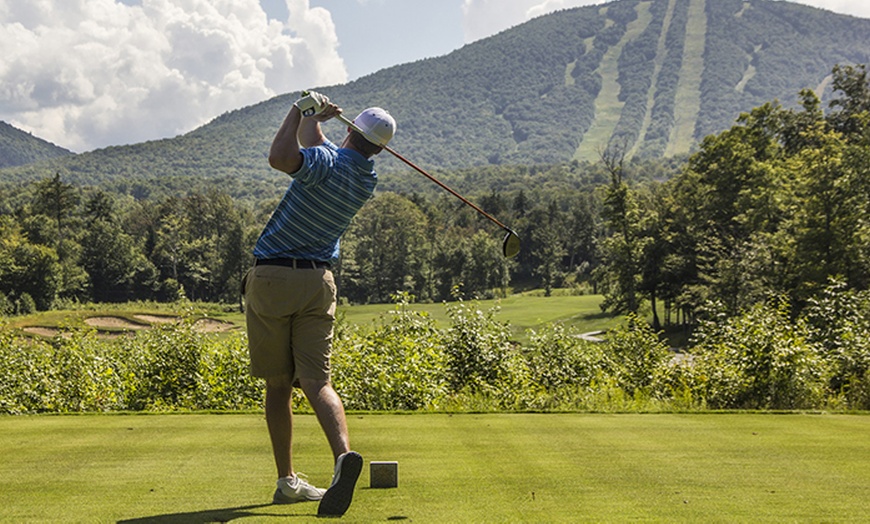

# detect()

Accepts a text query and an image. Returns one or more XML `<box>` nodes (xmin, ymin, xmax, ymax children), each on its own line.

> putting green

<box><xmin>1</xmin><ymin>413</ymin><xmax>868</xmax><ymax>522</ymax></box>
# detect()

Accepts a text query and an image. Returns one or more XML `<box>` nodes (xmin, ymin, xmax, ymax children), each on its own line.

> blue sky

<box><xmin>1</xmin><ymin>0</ymin><xmax>868</xmax><ymax>152</ymax></box>
<box><xmin>267</xmin><ymin>0</ymin><xmax>465</xmax><ymax>81</ymax></box>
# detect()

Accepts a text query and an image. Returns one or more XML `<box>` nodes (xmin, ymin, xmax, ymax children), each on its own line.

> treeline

<box><xmin>1</xmin><ymin>147</ymin><xmax>689</xmax><ymax>312</ymax></box>
<box><xmin>596</xmin><ymin>64</ymin><xmax>870</xmax><ymax>328</ymax></box>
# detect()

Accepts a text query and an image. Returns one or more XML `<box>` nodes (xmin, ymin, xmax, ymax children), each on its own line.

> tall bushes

<box><xmin>803</xmin><ymin>281</ymin><xmax>870</xmax><ymax>409</ymax></box>
<box><xmin>331</xmin><ymin>294</ymin><xmax>448</xmax><ymax>411</ymax></box>
<box><xmin>0</xmin><ymin>319</ymin><xmax>262</xmax><ymax>414</ymax></box>
<box><xmin>688</xmin><ymin>299</ymin><xmax>829</xmax><ymax>409</ymax></box>
<box><xmin>2</xmin><ymin>290</ymin><xmax>869</xmax><ymax>414</ymax></box>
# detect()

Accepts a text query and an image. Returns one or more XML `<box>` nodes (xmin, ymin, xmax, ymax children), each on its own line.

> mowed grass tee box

<box><xmin>1</xmin><ymin>413</ymin><xmax>868</xmax><ymax>523</ymax></box>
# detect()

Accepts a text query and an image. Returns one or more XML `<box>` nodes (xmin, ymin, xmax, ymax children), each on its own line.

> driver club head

<box><xmin>502</xmin><ymin>230</ymin><xmax>521</xmax><ymax>258</ymax></box>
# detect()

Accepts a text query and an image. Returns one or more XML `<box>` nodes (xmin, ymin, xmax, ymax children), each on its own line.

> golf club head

<box><xmin>502</xmin><ymin>230</ymin><xmax>521</xmax><ymax>258</ymax></box>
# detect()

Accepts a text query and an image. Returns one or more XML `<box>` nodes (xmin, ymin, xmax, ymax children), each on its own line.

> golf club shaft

<box><xmin>335</xmin><ymin>113</ymin><xmax>512</xmax><ymax>232</ymax></box>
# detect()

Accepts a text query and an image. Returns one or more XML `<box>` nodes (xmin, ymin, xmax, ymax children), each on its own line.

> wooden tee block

<box><xmin>369</xmin><ymin>461</ymin><xmax>398</xmax><ymax>488</ymax></box>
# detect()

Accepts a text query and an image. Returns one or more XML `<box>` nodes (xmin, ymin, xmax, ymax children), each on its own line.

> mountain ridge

<box><xmin>0</xmin><ymin>121</ymin><xmax>72</xmax><ymax>169</ymax></box>
<box><xmin>2</xmin><ymin>0</ymin><xmax>870</xmax><ymax>190</ymax></box>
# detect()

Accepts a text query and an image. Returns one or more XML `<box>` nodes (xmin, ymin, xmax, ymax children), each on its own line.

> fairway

<box><xmin>1</xmin><ymin>414</ymin><xmax>868</xmax><ymax>523</ymax></box>
<box><xmin>340</xmin><ymin>294</ymin><xmax>623</xmax><ymax>339</ymax></box>
<box><xmin>9</xmin><ymin>294</ymin><xmax>622</xmax><ymax>343</ymax></box>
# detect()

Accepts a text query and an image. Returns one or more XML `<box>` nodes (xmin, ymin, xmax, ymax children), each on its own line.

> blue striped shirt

<box><xmin>253</xmin><ymin>140</ymin><xmax>377</xmax><ymax>263</ymax></box>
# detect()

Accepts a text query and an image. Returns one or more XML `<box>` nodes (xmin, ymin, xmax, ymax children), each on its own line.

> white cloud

<box><xmin>0</xmin><ymin>0</ymin><xmax>347</xmax><ymax>152</ymax></box>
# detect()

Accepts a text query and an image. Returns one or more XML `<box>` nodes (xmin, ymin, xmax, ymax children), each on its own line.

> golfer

<box><xmin>244</xmin><ymin>90</ymin><xmax>396</xmax><ymax>517</ymax></box>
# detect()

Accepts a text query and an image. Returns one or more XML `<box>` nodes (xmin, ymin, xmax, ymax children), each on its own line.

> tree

<box><xmin>786</xmin><ymin>125</ymin><xmax>869</xmax><ymax>301</ymax></box>
<box><xmin>528</xmin><ymin>201</ymin><xmax>567</xmax><ymax>297</ymax></box>
<box><xmin>597</xmin><ymin>149</ymin><xmax>648</xmax><ymax>314</ymax></box>
<box><xmin>32</xmin><ymin>173</ymin><xmax>80</xmax><ymax>261</ymax></box>
<box><xmin>463</xmin><ymin>231</ymin><xmax>513</xmax><ymax>298</ymax></box>
<box><xmin>827</xmin><ymin>64</ymin><xmax>870</xmax><ymax>141</ymax></box>
<box><xmin>342</xmin><ymin>193</ymin><xmax>430</xmax><ymax>303</ymax></box>
<box><xmin>83</xmin><ymin>190</ymin><xmax>116</xmax><ymax>223</ymax></box>
<box><xmin>0</xmin><ymin>216</ymin><xmax>60</xmax><ymax>310</ymax></box>
<box><xmin>217</xmin><ymin>207</ymin><xmax>255</xmax><ymax>310</ymax></box>
<box><xmin>81</xmin><ymin>219</ymin><xmax>153</xmax><ymax>302</ymax></box>
<box><xmin>564</xmin><ymin>193</ymin><xmax>599</xmax><ymax>278</ymax></box>
<box><xmin>665</xmin><ymin>103</ymin><xmax>791</xmax><ymax>317</ymax></box>
<box><xmin>637</xmin><ymin>184</ymin><xmax>669</xmax><ymax>330</ymax></box>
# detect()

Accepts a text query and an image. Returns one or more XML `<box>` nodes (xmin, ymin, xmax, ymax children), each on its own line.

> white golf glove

<box><xmin>294</xmin><ymin>91</ymin><xmax>329</xmax><ymax>117</ymax></box>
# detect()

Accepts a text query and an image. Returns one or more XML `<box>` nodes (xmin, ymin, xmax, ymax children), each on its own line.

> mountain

<box><xmin>0</xmin><ymin>121</ymin><xmax>72</xmax><ymax>169</ymax></box>
<box><xmin>2</xmin><ymin>0</ymin><xmax>870</xmax><ymax>191</ymax></box>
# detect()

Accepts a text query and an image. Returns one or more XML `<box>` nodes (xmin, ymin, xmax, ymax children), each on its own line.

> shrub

<box><xmin>16</xmin><ymin>293</ymin><xmax>36</xmax><ymax>315</ymax></box>
<box><xmin>0</xmin><ymin>312</ymin><xmax>263</xmax><ymax>414</ymax></box>
<box><xmin>0</xmin><ymin>325</ymin><xmax>124</xmax><ymax>413</ymax></box>
<box><xmin>443</xmin><ymin>299</ymin><xmax>532</xmax><ymax>409</ymax></box>
<box><xmin>194</xmin><ymin>332</ymin><xmax>263</xmax><ymax>410</ymax></box>
<box><xmin>0</xmin><ymin>292</ymin><xmax>12</xmax><ymax>315</ymax></box>
<box><xmin>119</xmin><ymin>321</ymin><xmax>204</xmax><ymax>410</ymax></box>
<box><xmin>49</xmin><ymin>327</ymin><xmax>125</xmax><ymax>412</ymax></box>
<box><xmin>332</xmin><ymin>295</ymin><xmax>449</xmax><ymax>411</ymax></box>
<box><xmin>803</xmin><ymin>280</ymin><xmax>870</xmax><ymax>409</ymax></box>
<box><xmin>689</xmin><ymin>299</ymin><xmax>830</xmax><ymax>409</ymax></box>
<box><xmin>525</xmin><ymin>323</ymin><xmax>606</xmax><ymax>391</ymax></box>
<box><xmin>0</xmin><ymin>328</ymin><xmax>59</xmax><ymax>414</ymax></box>
<box><xmin>601</xmin><ymin>316</ymin><xmax>673</xmax><ymax>397</ymax></box>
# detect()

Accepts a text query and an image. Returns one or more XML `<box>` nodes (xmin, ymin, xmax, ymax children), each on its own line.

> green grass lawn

<box><xmin>8</xmin><ymin>294</ymin><xmax>622</xmax><ymax>342</ymax></box>
<box><xmin>0</xmin><ymin>292</ymin><xmax>689</xmax><ymax>352</ymax></box>
<box><xmin>341</xmin><ymin>294</ymin><xmax>623</xmax><ymax>340</ymax></box>
<box><xmin>2</xmin><ymin>413</ymin><xmax>868</xmax><ymax>523</ymax></box>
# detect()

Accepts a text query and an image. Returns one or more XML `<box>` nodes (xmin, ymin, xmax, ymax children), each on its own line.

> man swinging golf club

<box><xmin>244</xmin><ymin>90</ymin><xmax>395</xmax><ymax>517</ymax></box>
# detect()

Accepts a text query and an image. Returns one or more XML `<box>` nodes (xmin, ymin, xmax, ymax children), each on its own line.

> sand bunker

<box><xmin>22</xmin><ymin>326</ymin><xmax>130</xmax><ymax>340</ymax></box>
<box><xmin>22</xmin><ymin>327</ymin><xmax>62</xmax><ymax>337</ymax></box>
<box><xmin>85</xmin><ymin>316</ymin><xmax>149</xmax><ymax>330</ymax></box>
<box><xmin>22</xmin><ymin>315</ymin><xmax>236</xmax><ymax>338</ymax></box>
<box><xmin>133</xmin><ymin>314</ymin><xmax>180</xmax><ymax>324</ymax></box>
<box><xmin>133</xmin><ymin>315</ymin><xmax>234</xmax><ymax>332</ymax></box>
<box><xmin>193</xmin><ymin>318</ymin><xmax>234</xmax><ymax>333</ymax></box>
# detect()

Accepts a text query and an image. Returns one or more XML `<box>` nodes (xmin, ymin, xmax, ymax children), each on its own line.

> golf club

<box><xmin>330</xmin><ymin>107</ymin><xmax>521</xmax><ymax>258</ymax></box>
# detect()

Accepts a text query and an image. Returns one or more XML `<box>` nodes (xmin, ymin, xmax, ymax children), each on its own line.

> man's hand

<box><xmin>294</xmin><ymin>91</ymin><xmax>329</xmax><ymax>117</ymax></box>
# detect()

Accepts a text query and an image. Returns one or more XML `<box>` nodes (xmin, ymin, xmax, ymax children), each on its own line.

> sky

<box><xmin>1</xmin><ymin>1</ymin><xmax>869</xmax><ymax>153</ymax></box>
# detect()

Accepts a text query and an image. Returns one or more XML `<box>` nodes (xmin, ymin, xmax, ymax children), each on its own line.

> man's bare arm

<box><xmin>298</xmin><ymin>103</ymin><xmax>342</xmax><ymax>147</ymax></box>
<box><xmin>268</xmin><ymin>106</ymin><xmax>304</xmax><ymax>174</ymax></box>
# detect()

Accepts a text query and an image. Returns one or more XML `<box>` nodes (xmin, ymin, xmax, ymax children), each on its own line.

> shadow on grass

<box><xmin>577</xmin><ymin>311</ymin><xmax>616</xmax><ymax>321</ymax></box>
<box><xmin>117</xmin><ymin>503</ymin><xmax>311</xmax><ymax>523</ymax></box>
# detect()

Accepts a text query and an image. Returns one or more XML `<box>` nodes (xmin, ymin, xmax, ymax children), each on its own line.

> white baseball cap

<box><xmin>352</xmin><ymin>107</ymin><xmax>396</xmax><ymax>146</ymax></box>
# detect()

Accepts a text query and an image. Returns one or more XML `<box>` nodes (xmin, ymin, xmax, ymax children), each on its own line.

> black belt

<box><xmin>255</xmin><ymin>258</ymin><xmax>331</xmax><ymax>269</ymax></box>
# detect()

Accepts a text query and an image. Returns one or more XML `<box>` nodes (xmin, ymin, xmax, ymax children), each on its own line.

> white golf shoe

<box><xmin>272</xmin><ymin>474</ymin><xmax>326</xmax><ymax>504</ymax></box>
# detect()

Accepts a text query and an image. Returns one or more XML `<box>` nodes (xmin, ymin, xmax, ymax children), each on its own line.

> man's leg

<box><xmin>298</xmin><ymin>378</ymin><xmax>349</xmax><ymax>460</ymax></box>
<box><xmin>266</xmin><ymin>376</ymin><xmax>328</xmax><ymax>504</ymax></box>
<box><xmin>299</xmin><ymin>378</ymin><xmax>362</xmax><ymax>517</ymax></box>
<box><xmin>265</xmin><ymin>375</ymin><xmax>294</xmax><ymax>478</ymax></box>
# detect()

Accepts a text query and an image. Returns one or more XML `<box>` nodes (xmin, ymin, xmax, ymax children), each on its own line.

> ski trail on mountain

<box><xmin>574</xmin><ymin>2</ymin><xmax>653</xmax><ymax>162</ymax></box>
<box><xmin>629</xmin><ymin>0</ymin><xmax>678</xmax><ymax>159</ymax></box>
<box><xmin>666</xmin><ymin>0</ymin><xmax>706</xmax><ymax>157</ymax></box>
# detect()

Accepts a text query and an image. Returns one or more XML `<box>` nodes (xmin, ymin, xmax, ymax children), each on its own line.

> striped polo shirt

<box><xmin>253</xmin><ymin>140</ymin><xmax>378</xmax><ymax>263</ymax></box>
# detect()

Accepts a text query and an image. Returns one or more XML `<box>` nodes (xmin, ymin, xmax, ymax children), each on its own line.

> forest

<box><xmin>1</xmin><ymin>64</ymin><xmax>868</xmax><ymax>327</ymax></box>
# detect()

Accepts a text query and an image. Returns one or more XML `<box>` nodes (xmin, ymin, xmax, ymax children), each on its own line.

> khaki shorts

<box><xmin>244</xmin><ymin>264</ymin><xmax>337</xmax><ymax>382</ymax></box>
